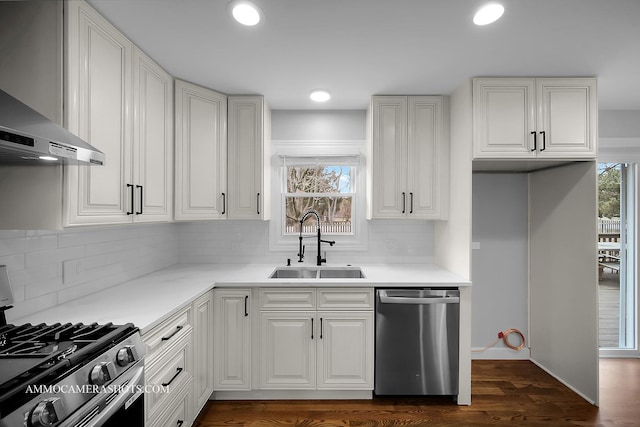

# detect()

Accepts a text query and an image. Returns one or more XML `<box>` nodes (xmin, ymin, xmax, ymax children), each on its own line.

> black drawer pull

<box><xmin>257</xmin><ymin>192</ymin><xmax>260</xmax><ymax>215</ymax></box>
<box><xmin>126</xmin><ymin>184</ymin><xmax>134</xmax><ymax>215</ymax></box>
<box><xmin>136</xmin><ymin>185</ymin><xmax>143</xmax><ymax>215</ymax></box>
<box><xmin>320</xmin><ymin>317</ymin><xmax>323</xmax><ymax>339</ymax></box>
<box><xmin>162</xmin><ymin>367</ymin><xmax>183</xmax><ymax>387</ymax></box>
<box><xmin>161</xmin><ymin>325</ymin><xmax>183</xmax><ymax>342</ymax></box>
<box><xmin>244</xmin><ymin>295</ymin><xmax>249</xmax><ymax>317</ymax></box>
<box><xmin>221</xmin><ymin>192</ymin><xmax>226</xmax><ymax>215</ymax></box>
<box><xmin>177</xmin><ymin>421</ymin><xmax>184</xmax><ymax>427</ymax></box>
<box><xmin>401</xmin><ymin>192</ymin><xmax>406</xmax><ymax>214</ymax></box>
<box><xmin>409</xmin><ymin>192</ymin><xmax>414</xmax><ymax>214</ymax></box>
<box><xmin>530</xmin><ymin>131</ymin><xmax>537</xmax><ymax>152</ymax></box>
<box><xmin>540</xmin><ymin>130</ymin><xmax>546</xmax><ymax>151</ymax></box>
<box><xmin>311</xmin><ymin>318</ymin><xmax>314</xmax><ymax>340</ymax></box>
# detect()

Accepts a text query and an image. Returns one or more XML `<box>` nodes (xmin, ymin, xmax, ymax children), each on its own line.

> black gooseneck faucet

<box><xmin>298</xmin><ymin>209</ymin><xmax>336</xmax><ymax>265</ymax></box>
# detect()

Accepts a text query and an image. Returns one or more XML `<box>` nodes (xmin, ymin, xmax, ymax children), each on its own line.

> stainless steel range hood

<box><xmin>0</xmin><ymin>89</ymin><xmax>105</xmax><ymax>165</ymax></box>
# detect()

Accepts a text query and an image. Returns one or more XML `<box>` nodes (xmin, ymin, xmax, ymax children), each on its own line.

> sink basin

<box><xmin>269</xmin><ymin>266</ymin><xmax>365</xmax><ymax>279</ymax></box>
<box><xmin>269</xmin><ymin>267</ymin><xmax>318</xmax><ymax>278</ymax></box>
<box><xmin>318</xmin><ymin>267</ymin><xmax>365</xmax><ymax>279</ymax></box>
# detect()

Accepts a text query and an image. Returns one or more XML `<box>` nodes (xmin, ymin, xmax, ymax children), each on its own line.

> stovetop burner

<box><xmin>0</xmin><ymin>322</ymin><xmax>139</xmax><ymax>420</ymax></box>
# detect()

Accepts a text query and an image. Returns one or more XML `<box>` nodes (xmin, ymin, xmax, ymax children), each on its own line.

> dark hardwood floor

<box><xmin>194</xmin><ymin>359</ymin><xmax>640</xmax><ymax>427</ymax></box>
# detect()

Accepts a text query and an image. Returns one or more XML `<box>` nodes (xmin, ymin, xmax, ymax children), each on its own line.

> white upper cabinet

<box><xmin>174</xmin><ymin>80</ymin><xmax>228</xmax><ymax>220</ymax></box>
<box><xmin>227</xmin><ymin>96</ymin><xmax>271</xmax><ymax>220</ymax></box>
<box><xmin>132</xmin><ymin>47</ymin><xmax>174</xmax><ymax>222</ymax></box>
<box><xmin>64</xmin><ymin>0</ymin><xmax>133</xmax><ymax>225</ymax></box>
<box><xmin>473</xmin><ymin>78</ymin><xmax>597</xmax><ymax>160</ymax></box>
<box><xmin>64</xmin><ymin>1</ymin><xmax>173</xmax><ymax>226</ymax></box>
<box><xmin>368</xmin><ymin>96</ymin><xmax>449</xmax><ymax>220</ymax></box>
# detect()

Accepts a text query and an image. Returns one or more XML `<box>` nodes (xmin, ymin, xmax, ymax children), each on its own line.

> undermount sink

<box><xmin>269</xmin><ymin>266</ymin><xmax>365</xmax><ymax>279</ymax></box>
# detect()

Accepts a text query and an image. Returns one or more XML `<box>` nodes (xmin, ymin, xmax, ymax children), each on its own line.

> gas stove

<box><xmin>0</xmin><ymin>322</ymin><xmax>145</xmax><ymax>427</ymax></box>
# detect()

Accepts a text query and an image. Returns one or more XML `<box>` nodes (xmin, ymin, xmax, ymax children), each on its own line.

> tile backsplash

<box><xmin>2</xmin><ymin>219</ymin><xmax>433</xmax><ymax>321</ymax></box>
<box><xmin>177</xmin><ymin>219</ymin><xmax>434</xmax><ymax>265</ymax></box>
<box><xmin>1</xmin><ymin>223</ymin><xmax>179</xmax><ymax>322</ymax></box>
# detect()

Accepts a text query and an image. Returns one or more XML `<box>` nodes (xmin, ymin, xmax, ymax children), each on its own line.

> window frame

<box><xmin>269</xmin><ymin>140</ymin><xmax>368</xmax><ymax>252</ymax></box>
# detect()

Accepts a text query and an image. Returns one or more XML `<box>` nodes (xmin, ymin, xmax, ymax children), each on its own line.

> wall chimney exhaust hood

<box><xmin>0</xmin><ymin>89</ymin><xmax>105</xmax><ymax>165</ymax></box>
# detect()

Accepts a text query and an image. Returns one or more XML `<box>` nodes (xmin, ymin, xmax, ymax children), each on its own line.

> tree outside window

<box><xmin>284</xmin><ymin>165</ymin><xmax>353</xmax><ymax>235</ymax></box>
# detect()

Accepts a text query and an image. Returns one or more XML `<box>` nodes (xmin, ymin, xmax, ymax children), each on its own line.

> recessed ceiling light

<box><xmin>473</xmin><ymin>3</ymin><xmax>504</xmax><ymax>26</ymax></box>
<box><xmin>310</xmin><ymin>90</ymin><xmax>331</xmax><ymax>103</ymax></box>
<box><xmin>229</xmin><ymin>1</ymin><xmax>262</xmax><ymax>26</ymax></box>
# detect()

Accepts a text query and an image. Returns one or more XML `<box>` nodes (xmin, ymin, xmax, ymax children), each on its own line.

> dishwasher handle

<box><xmin>378</xmin><ymin>289</ymin><xmax>459</xmax><ymax>305</ymax></box>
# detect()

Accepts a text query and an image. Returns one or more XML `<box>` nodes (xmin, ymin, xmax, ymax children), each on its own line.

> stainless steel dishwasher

<box><xmin>374</xmin><ymin>288</ymin><xmax>460</xmax><ymax>396</ymax></box>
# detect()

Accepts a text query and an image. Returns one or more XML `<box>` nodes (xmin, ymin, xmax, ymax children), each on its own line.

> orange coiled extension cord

<box><xmin>472</xmin><ymin>328</ymin><xmax>526</xmax><ymax>353</ymax></box>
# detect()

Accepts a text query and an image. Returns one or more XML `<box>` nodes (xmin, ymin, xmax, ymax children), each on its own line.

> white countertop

<box><xmin>15</xmin><ymin>263</ymin><xmax>470</xmax><ymax>334</ymax></box>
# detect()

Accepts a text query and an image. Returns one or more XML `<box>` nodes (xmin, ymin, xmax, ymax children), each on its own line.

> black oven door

<box><xmin>59</xmin><ymin>361</ymin><xmax>145</xmax><ymax>427</ymax></box>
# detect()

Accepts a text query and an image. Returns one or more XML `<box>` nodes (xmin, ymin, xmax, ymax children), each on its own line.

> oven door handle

<box><xmin>58</xmin><ymin>363</ymin><xmax>145</xmax><ymax>427</ymax></box>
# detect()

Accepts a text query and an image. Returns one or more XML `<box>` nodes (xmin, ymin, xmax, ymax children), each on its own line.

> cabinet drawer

<box><xmin>259</xmin><ymin>288</ymin><xmax>316</xmax><ymax>310</ymax></box>
<box><xmin>143</xmin><ymin>305</ymin><xmax>192</xmax><ymax>357</ymax></box>
<box><xmin>148</xmin><ymin>376</ymin><xmax>193</xmax><ymax>427</ymax></box>
<box><xmin>317</xmin><ymin>288</ymin><xmax>374</xmax><ymax>310</ymax></box>
<box><xmin>145</xmin><ymin>329</ymin><xmax>193</xmax><ymax>421</ymax></box>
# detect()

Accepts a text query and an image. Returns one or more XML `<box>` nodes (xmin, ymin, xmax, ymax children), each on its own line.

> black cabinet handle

<box><xmin>320</xmin><ymin>318</ymin><xmax>323</xmax><ymax>339</ymax></box>
<box><xmin>221</xmin><ymin>192</ymin><xmax>226</xmax><ymax>215</ymax></box>
<box><xmin>409</xmin><ymin>192</ymin><xmax>414</xmax><ymax>214</ymax></box>
<box><xmin>126</xmin><ymin>184</ymin><xmax>134</xmax><ymax>215</ymax></box>
<box><xmin>161</xmin><ymin>325</ymin><xmax>183</xmax><ymax>342</ymax></box>
<box><xmin>530</xmin><ymin>131</ymin><xmax>537</xmax><ymax>152</ymax></box>
<box><xmin>244</xmin><ymin>295</ymin><xmax>249</xmax><ymax>317</ymax></box>
<box><xmin>401</xmin><ymin>192</ymin><xmax>406</xmax><ymax>214</ymax></box>
<box><xmin>257</xmin><ymin>193</ymin><xmax>260</xmax><ymax>215</ymax></box>
<box><xmin>177</xmin><ymin>421</ymin><xmax>184</xmax><ymax>427</ymax></box>
<box><xmin>136</xmin><ymin>185</ymin><xmax>143</xmax><ymax>215</ymax></box>
<box><xmin>162</xmin><ymin>367</ymin><xmax>183</xmax><ymax>387</ymax></box>
<box><xmin>311</xmin><ymin>318</ymin><xmax>314</xmax><ymax>340</ymax></box>
<box><xmin>540</xmin><ymin>131</ymin><xmax>546</xmax><ymax>151</ymax></box>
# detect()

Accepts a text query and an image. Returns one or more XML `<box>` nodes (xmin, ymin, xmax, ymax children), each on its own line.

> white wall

<box><xmin>600</xmin><ymin>110</ymin><xmax>640</xmax><ymax>138</ymax></box>
<box><xmin>471</xmin><ymin>173</ymin><xmax>529</xmax><ymax>359</ymax></box>
<box><xmin>2</xmin><ymin>223</ymin><xmax>178</xmax><ymax>322</ymax></box>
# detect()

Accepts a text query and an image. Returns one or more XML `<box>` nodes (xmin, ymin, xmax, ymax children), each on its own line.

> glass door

<box><xmin>599</xmin><ymin>162</ymin><xmax>638</xmax><ymax>355</ymax></box>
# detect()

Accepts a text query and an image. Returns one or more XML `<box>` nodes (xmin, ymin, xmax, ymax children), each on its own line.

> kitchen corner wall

<box><xmin>2</xmin><ymin>223</ymin><xmax>178</xmax><ymax>322</ymax></box>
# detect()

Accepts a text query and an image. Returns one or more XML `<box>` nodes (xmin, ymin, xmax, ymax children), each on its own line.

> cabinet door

<box><xmin>536</xmin><ymin>78</ymin><xmax>597</xmax><ymax>158</ymax></box>
<box><xmin>369</xmin><ymin>96</ymin><xmax>408</xmax><ymax>218</ymax></box>
<box><xmin>192</xmin><ymin>292</ymin><xmax>213</xmax><ymax>413</ymax></box>
<box><xmin>227</xmin><ymin>96</ymin><xmax>270</xmax><ymax>219</ymax></box>
<box><xmin>132</xmin><ymin>47</ymin><xmax>173</xmax><ymax>222</ymax></box>
<box><xmin>407</xmin><ymin>96</ymin><xmax>449</xmax><ymax>219</ymax></box>
<box><xmin>64</xmin><ymin>0</ymin><xmax>133</xmax><ymax>225</ymax></box>
<box><xmin>316</xmin><ymin>312</ymin><xmax>373</xmax><ymax>389</ymax></box>
<box><xmin>260</xmin><ymin>312</ymin><xmax>316</xmax><ymax>389</ymax></box>
<box><xmin>175</xmin><ymin>80</ymin><xmax>227</xmax><ymax>220</ymax></box>
<box><xmin>472</xmin><ymin>78</ymin><xmax>537</xmax><ymax>159</ymax></box>
<box><xmin>213</xmin><ymin>289</ymin><xmax>251</xmax><ymax>390</ymax></box>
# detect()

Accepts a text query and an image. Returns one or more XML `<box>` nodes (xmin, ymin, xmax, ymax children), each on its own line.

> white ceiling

<box><xmin>88</xmin><ymin>0</ymin><xmax>640</xmax><ymax>111</ymax></box>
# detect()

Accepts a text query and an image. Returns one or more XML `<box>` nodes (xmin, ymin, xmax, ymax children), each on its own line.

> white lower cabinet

<box><xmin>143</xmin><ymin>291</ymin><xmax>214</xmax><ymax>427</ymax></box>
<box><xmin>192</xmin><ymin>292</ymin><xmax>214</xmax><ymax>415</ymax></box>
<box><xmin>258</xmin><ymin>288</ymin><xmax>374</xmax><ymax>391</ymax></box>
<box><xmin>148</xmin><ymin>377</ymin><xmax>193</xmax><ymax>427</ymax></box>
<box><xmin>213</xmin><ymin>289</ymin><xmax>252</xmax><ymax>390</ymax></box>
<box><xmin>260</xmin><ymin>311</ymin><xmax>316</xmax><ymax>388</ymax></box>
<box><xmin>316</xmin><ymin>312</ymin><xmax>373</xmax><ymax>389</ymax></box>
<box><xmin>143</xmin><ymin>307</ymin><xmax>194</xmax><ymax>427</ymax></box>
